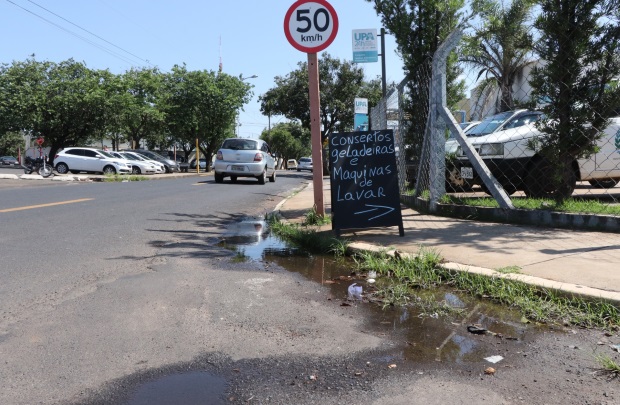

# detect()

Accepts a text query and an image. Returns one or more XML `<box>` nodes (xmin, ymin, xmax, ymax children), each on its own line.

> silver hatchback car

<box><xmin>213</xmin><ymin>138</ymin><xmax>276</xmax><ymax>184</ymax></box>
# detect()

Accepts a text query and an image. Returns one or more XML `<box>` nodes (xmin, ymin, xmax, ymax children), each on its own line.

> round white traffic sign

<box><xmin>284</xmin><ymin>0</ymin><xmax>339</xmax><ymax>53</ymax></box>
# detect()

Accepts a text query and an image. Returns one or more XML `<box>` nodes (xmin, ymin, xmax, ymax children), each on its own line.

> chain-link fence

<box><xmin>370</xmin><ymin>26</ymin><xmax>620</xmax><ymax>225</ymax></box>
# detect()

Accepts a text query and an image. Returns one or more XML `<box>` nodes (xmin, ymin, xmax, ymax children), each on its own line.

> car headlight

<box><xmin>479</xmin><ymin>143</ymin><xmax>504</xmax><ymax>156</ymax></box>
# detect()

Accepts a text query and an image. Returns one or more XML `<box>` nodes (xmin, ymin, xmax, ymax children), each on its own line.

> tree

<box><xmin>260</xmin><ymin>53</ymin><xmax>367</xmax><ymax>173</ymax></box>
<box><xmin>119</xmin><ymin>67</ymin><xmax>166</xmax><ymax>150</ymax></box>
<box><xmin>260</xmin><ymin>122</ymin><xmax>310</xmax><ymax>168</ymax></box>
<box><xmin>528</xmin><ymin>0</ymin><xmax>620</xmax><ymax>200</ymax></box>
<box><xmin>461</xmin><ymin>0</ymin><xmax>535</xmax><ymax>116</ymax></box>
<box><xmin>161</xmin><ymin>66</ymin><xmax>253</xmax><ymax>170</ymax></box>
<box><xmin>0</xmin><ymin>58</ymin><xmax>115</xmax><ymax>161</ymax></box>
<box><xmin>367</xmin><ymin>0</ymin><xmax>465</xmax><ymax>161</ymax></box>
<box><xmin>260</xmin><ymin>53</ymin><xmax>365</xmax><ymax>137</ymax></box>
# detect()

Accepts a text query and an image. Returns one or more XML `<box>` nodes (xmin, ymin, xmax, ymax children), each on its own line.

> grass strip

<box><xmin>440</xmin><ymin>195</ymin><xmax>620</xmax><ymax>216</ymax></box>
<box><xmin>270</xmin><ymin>214</ymin><xmax>620</xmax><ymax>330</ymax></box>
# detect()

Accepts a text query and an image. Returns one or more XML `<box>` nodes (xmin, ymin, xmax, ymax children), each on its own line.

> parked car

<box><xmin>172</xmin><ymin>155</ymin><xmax>190</xmax><ymax>172</ymax></box>
<box><xmin>107</xmin><ymin>151</ymin><xmax>157</xmax><ymax>174</ymax></box>
<box><xmin>445</xmin><ymin>110</ymin><xmax>544</xmax><ymax>190</ymax></box>
<box><xmin>445</xmin><ymin>121</ymin><xmax>482</xmax><ymax>154</ymax></box>
<box><xmin>54</xmin><ymin>147</ymin><xmax>132</xmax><ymax>175</ymax></box>
<box><xmin>287</xmin><ymin>159</ymin><xmax>298</xmax><ymax>170</ymax></box>
<box><xmin>213</xmin><ymin>138</ymin><xmax>276</xmax><ymax>184</ymax></box>
<box><xmin>454</xmin><ymin>115</ymin><xmax>620</xmax><ymax>197</ymax></box>
<box><xmin>445</xmin><ymin>110</ymin><xmax>542</xmax><ymax>154</ymax></box>
<box><xmin>297</xmin><ymin>157</ymin><xmax>313</xmax><ymax>172</ymax></box>
<box><xmin>0</xmin><ymin>156</ymin><xmax>19</xmax><ymax>166</ymax></box>
<box><xmin>460</xmin><ymin>121</ymin><xmax>481</xmax><ymax>132</ymax></box>
<box><xmin>124</xmin><ymin>149</ymin><xmax>179</xmax><ymax>173</ymax></box>
<box><xmin>190</xmin><ymin>158</ymin><xmax>208</xmax><ymax>170</ymax></box>
<box><xmin>123</xmin><ymin>151</ymin><xmax>165</xmax><ymax>174</ymax></box>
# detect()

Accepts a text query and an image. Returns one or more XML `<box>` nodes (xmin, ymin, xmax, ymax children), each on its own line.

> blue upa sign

<box><xmin>352</xmin><ymin>29</ymin><xmax>378</xmax><ymax>63</ymax></box>
<box><xmin>330</xmin><ymin>129</ymin><xmax>404</xmax><ymax>236</ymax></box>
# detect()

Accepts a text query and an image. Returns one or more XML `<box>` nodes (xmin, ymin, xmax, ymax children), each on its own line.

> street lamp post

<box><xmin>237</xmin><ymin>75</ymin><xmax>257</xmax><ymax>138</ymax></box>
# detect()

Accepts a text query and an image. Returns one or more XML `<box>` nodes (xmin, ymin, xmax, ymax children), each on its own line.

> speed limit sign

<box><xmin>284</xmin><ymin>0</ymin><xmax>339</xmax><ymax>53</ymax></box>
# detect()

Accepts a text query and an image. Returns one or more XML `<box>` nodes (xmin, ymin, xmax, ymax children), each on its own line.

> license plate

<box><xmin>460</xmin><ymin>167</ymin><xmax>473</xmax><ymax>179</ymax></box>
<box><xmin>232</xmin><ymin>165</ymin><xmax>244</xmax><ymax>171</ymax></box>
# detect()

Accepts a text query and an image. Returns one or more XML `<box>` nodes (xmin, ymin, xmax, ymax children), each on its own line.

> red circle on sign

<box><xmin>284</xmin><ymin>0</ymin><xmax>339</xmax><ymax>53</ymax></box>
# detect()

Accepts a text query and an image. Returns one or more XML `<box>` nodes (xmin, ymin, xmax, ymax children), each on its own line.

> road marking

<box><xmin>0</xmin><ymin>198</ymin><xmax>94</xmax><ymax>213</ymax></box>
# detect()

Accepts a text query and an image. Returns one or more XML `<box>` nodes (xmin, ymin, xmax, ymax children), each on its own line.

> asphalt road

<box><xmin>0</xmin><ymin>171</ymin><xmax>320</xmax><ymax>404</ymax></box>
<box><xmin>1</xmin><ymin>170</ymin><xmax>618</xmax><ymax>405</ymax></box>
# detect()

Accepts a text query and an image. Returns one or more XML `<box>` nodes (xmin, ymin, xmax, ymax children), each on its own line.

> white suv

<box><xmin>54</xmin><ymin>147</ymin><xmax>132</xmax><ymax>175</ymax></box>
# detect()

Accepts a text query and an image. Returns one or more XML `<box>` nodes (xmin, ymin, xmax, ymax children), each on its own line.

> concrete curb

<box><xmin>402</xmin><ymin>195</ymin><xmax>620</xmax><ymax>233</ymax></box>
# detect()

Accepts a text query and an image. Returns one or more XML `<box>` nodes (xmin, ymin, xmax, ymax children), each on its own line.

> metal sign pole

<box><xmin>308</xmin><ymin>52</ymin><xmax>325</xmax><ymax>216</ymax></box>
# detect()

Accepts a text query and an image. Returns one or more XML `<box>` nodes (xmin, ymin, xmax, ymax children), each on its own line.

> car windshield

<box><xmin>121</xmin><ymin>153</ymin><xmax>139</xmax><ymax>161</ymax></box>
<box><xmin>98</xmin><ymin>150</ymin><xmax>114</xmax><ymax>158</ymax></box>
<box><xmin>146</xmin><ymin>151</ymin><xmax>166</xmax><ymax>160</ymax></box>
<box><xmin>135</xmin><ymin>153</ymin><xmax>153</xmax><ymax>161</ymax></box>
<box><xmin>300</xmin><ymin>158</ymin><xmax>311</xmax><ymax>163</ymax></box>
<box><xmin>221</xmin><ymin>139</ymin><xmax>258</xmax><ymax>150</ymax></box>
<box><xmin>466</xmin><ymin>111</ymin><xmax>515</xmax><ymax>137</ymax></box>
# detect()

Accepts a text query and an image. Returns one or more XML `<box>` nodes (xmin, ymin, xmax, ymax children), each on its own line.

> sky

<box><xmin>0</xmin><ymin>0</ymin><xmax>405</xmax><ymax>139</ymax></box>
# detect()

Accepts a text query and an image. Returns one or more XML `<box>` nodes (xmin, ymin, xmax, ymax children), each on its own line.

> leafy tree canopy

<box><xmin>259</xmin><ymin>53</ymin><xmax>365</xmax><ymax>138</ymax></box>
<box><xmin>529</xmin><ymin>0</ymin><xmax>620</xmax><ymax>200</ymax></box>
<box><xmin>260</xmin><ymin>121</ymin><xmax>310</xmax><ymax>163</ymax></box>
<box><xmin>461</xmin><ymin>0</ymin><xmax>535</xmax><ymax>115</ymax></box>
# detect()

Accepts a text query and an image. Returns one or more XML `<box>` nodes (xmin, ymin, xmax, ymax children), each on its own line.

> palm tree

<box><xmin>461</xmin><ymin>0</ymin><xmax>535</xmax><ymax>116</ymax></box>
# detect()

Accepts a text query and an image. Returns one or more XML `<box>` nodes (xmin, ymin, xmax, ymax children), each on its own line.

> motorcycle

<box><xmin>23</xmin><ymin>156</ymin><xmax>53</xmax><ymax>178</ymax></box>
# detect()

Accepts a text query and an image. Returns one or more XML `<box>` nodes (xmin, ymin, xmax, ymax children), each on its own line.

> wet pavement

<box><xmin>115</xmin><ymin>216</ymin><xmax>544</xmax><ymax>405</ymax></box>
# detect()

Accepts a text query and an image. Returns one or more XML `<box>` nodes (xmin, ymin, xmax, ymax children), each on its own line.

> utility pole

<box><xmin>379</xmin><ymin>27</ymin><xmax>387</xmax><ymax>98</ymax></box>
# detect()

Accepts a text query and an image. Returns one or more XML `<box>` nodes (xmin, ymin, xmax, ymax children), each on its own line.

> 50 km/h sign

<box><xmin>284</xmin><ymin>0</ymin><xmax>339</xmax><ymax>53</ymax></box>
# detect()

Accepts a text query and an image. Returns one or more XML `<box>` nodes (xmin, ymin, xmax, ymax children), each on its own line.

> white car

<box><xmin>107</xmin><ymin>151</ymin><xmax>156</xmax><ymax>175</ymax></box>
<box><xmin>122</xmin><ymin>151</ymin><xmax>165</xmax><ymax>174</ymax></box>
<box><xmin>455</xmin><ymin>116</ymin><xmax>620</xmax><ymax>196</ymax></box>
<box><xmin>54</xmin><ymin>147</ymin><xmax>131</xmax><ymax>175</ymax></box>
<box><xmin>445</xmin><ymin>110</ymin><xmax>541</xmax><ymax>154</ymax></box>
<box><xmin>287</xmin><ymin>159</ymin><xmax>298</xmax><ymax>170</ymax></box>
<box><xmin>297</xmin><ymin>157</ymin><xmax>313</xmax><ymax>172</ymax></box>
<box><xmin>213</xmin><ymin>138</ymin><xmax>276</xmax><ymax>184</ymax></box>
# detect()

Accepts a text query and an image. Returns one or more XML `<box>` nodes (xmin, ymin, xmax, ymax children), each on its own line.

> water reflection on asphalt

<box><xmin>122</xmin><ymin>217</ymin><xmax>542</xmax><ymax>405</ymax></box>
<box><xmin>219</xmin><ymin>217</ymin><xmax>541</xmax><ymax>364</ymax></box>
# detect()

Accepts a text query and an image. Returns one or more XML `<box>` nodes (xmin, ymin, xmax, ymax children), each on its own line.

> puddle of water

<box><xmin>220</xmin><ymin>218</ymin><xmax>543</xmax><ymax>364</ymax></box>
<box><xmin>218</xmin><ymin>217</ymin><xmax>306</xmax><ymax>261</ymax></box>
<box><xmin>124</xmin><ymin>371</ymin><xmax>226</xmax><ymax>405</ymax></box>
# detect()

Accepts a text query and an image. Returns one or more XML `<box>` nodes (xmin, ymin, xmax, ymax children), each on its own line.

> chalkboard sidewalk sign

<box><xmin>329</xmin><ymin>129</ymin><xmax>404</xmax><ymax>237</ymax></box>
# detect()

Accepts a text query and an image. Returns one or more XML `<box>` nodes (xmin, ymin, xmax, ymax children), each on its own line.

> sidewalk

<box><xmin>278</xmin><ymin>180</ymin><xmax>620</xmax><ymax>304</ymax></box>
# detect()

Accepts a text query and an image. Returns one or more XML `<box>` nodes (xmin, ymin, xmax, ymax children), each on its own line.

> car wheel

<box><xmin>588</xmin><ymin>179</ymin><xmax>619</xmax><ymax>189</ymax></box>
<box><xmin>164</xmin><ymin>165</ymin><xmax>171</xmax><ymax>173</ymax></box>
<box><xmin>56</xmin><ymin>162</ymin><xmax>69</xmax><ymax>174</ymax></box>
<box><xmin>132</xmin><ymin>166</ymin><xmax>141</xmax><ymax>175</ymax></box>
<box><xmin>524</xmin><ymin>157</ymin><xmax>577</xmax><ymax>199</ymax></box>
<box><xmin>297</xmin><ymin>168</ymin><xmax>301</xmax><ymax>172</ymax></box>
<box><xmin>230</xmin><ymin>176</ymin><xmax>237</xmax><ymax>183</ymax></box>
<box><xmin>269</xmin><ymin>170</ymin><xmax>276</xmax><ymax>183</ymax></box>
<box><xmin>257</xmin><ymin>170</ymin><xmax>266</xmax><ymax>185</ymax></box>
<box><xmin>103</xmin><ymin>165</ymin><xmax>117</xmax><ymax>175</ymax></box>
<box><xmin>214</xmin><ymin>172</ymin><xmax>224</xmax><ymax>183</ymax></box>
